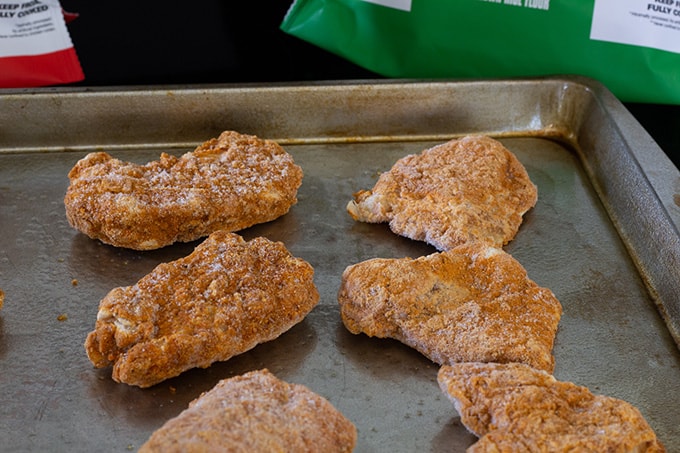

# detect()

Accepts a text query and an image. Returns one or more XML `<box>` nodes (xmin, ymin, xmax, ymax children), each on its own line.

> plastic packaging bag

<box><xmin>0</xmin><ymin>0</ymin><xmax>83</xmax><ymax>88</ymax></box>
<box><xmin>281</xmin><ymin>0</ymin><xmax>680</xmax><ymax>104</ymax></box>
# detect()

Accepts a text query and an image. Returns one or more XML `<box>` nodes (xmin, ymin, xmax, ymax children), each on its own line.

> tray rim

<box><xmin>0</xmin><ymin>75</ymin><xmax>606</xmax><ymax>153</ymax></box>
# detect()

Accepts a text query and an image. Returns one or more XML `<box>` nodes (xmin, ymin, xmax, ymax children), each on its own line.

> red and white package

<box><xmin>0</xmin><ymin>0</ymin><xmax>83</xmax><ymax>88</ymax></box>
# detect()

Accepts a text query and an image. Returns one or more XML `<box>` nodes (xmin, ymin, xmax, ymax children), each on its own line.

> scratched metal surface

<box><xmin>0</xmin><ymin>79</ymin><xmax>679</xmax><ymax>451</ymax></box>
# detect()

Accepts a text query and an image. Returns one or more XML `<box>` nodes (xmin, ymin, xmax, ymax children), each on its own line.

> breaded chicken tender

<box><xmin>438</xmin><ymin>362</ymin><xmax>665</xmax><ymax>452</ymax></box>
<box><xmin>337</xmin><ymin>242</ymin><xmax>562</xmax><ymax>373</ymax></box>
<box><xmin>65</xmin><ymin>130</ymin><xmax>303</xmax><ymax>250</ymax></box>
<box><xmin>84</xmin><ymin>230</ymin><xmax>319</xmax><ymax>388</ymax></box>
<box><xmin>347</xmin><ymin>135</ymin><xmax>537</xmax><ymax>250</ymax></box>
<box><xmin>139</xmin><ymin>369</ymin><xmax>357</xmax><ymax>453</ymax></box>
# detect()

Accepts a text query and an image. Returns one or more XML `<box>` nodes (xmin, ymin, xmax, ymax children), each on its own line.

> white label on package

<box><xmin>360</xmin><ymin>0</ymin><xmax>411</xmax><ymax>12</ymax></box>
<box><xmin>590</xmin><ymin>0</ymin><xmax>680</xmax><ymax>55</ymax></box>
<box><xmin>0</xmin><ymin>0</ymin><xmax>73</xmax><ymax>58</ymax></box>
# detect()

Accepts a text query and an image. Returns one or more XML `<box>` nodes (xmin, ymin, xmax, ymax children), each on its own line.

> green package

<box><xmin>281</xmin><ymin>0</ymin><xmax>680</xmax><ymax>104</ymax></box>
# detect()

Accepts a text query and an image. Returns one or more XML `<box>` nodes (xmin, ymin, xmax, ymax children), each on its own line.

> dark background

<box><xmin>59</xmin><ymin>1</ymin><xmax>680</xmax><ymax>167</ymax></box>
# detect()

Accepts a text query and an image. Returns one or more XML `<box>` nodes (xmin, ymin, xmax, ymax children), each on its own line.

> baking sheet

<box><xmin>1</xmin><ymin>78</ymin><xmax>679</xmax><ymax>451</ymax></box>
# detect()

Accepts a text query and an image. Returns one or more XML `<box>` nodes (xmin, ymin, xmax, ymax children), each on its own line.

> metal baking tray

<box><xmin>1</xmin><ymin>77</ymin><xmax>679</xmax><ymax>451</ymax></box>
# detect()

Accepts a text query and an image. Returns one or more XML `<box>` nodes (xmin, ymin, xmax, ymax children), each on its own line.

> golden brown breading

<box><xmin>437</xmin><ymin>362</ymin><xmax>666</xmax><ymax>452</ymax></box>
<box><xmin>337</xmin><ymin>242</ymin><xmax>562</xmax><ymax>373</ymax></box>
<box><xmin>346</xmin><ymin>135</ymin><xmax>537</xmax><ymax>251</ymax></box>
<box><xmin>84</xmin><ymin>230</ymin><xmax>319</xmax><ymax>388</ymax></box>
<box><xmin>65</xmin><ymin>130</ymin><xmax>303</xmax><ymax>250</ymax></box>
<box><xmin>139</xmin><ymin>369</ymin><xmax>357</xmax><ymax>453</ymax></box>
